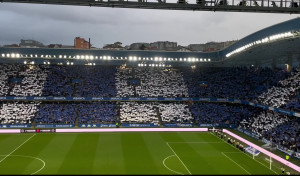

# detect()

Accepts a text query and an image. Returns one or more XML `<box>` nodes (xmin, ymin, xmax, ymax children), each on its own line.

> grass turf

<box><xmin>0</xmin><ymin>132</ymin><xmax>291</xmax><ymax>175</ymax></box>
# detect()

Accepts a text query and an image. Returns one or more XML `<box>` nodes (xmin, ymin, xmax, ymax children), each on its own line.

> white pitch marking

<box><xmin>0</xmin><ymin>134</ymin><xmax>36</xmax><ymax>164</ymax></box>
<box><xmin>0</xmin><ymin>154</ymin><xmax>45</xmax><ymax>175</ymax></box>
<box><xmin>221</xmin><ymin>152</ymin><xmax>251</xmax><ymax>175</ymax></box>
<box><xmin>209</xmin><ymin>132</ymin><xmax>279</xmax><ymax>175</ymax></box>
<box><xmin>166</xmin><ymin>142</ymin><xmax>192</xmax><ymax>175</ymax></box>
<box><xmin>163</xmin><ymin>155</ymin><xmax>184</xmax><ymax>175</ymax></box>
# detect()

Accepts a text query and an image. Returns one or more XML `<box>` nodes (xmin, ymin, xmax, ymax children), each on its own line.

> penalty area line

<box><xmin>221</xmin><ymin>152</ymin><xmax>251</xmax><ymax>175</ymax></box>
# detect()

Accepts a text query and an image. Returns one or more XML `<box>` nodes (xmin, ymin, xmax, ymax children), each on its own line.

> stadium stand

<box><xmin>190</xmin><ymin>102</ymin><xmax>263</xmax><ymax>125</ymax></box>
<box><xmin>35</xmin><ymin>103</ymin><xmax>77</xmax><ymax>124</ymax></box>
<box><xmin>77</xmin><ymin>102</ymin><xmax>118</xmax><ymax>124</ymax></box>
<box><xmin>0</xmin><ymin>63</ymin><xmax>299</xmax><ymax>155</ymax></box>
<box><xmin>159</xmin><ymin>103</ymin><xmax>193</xmax><ymax>123</ymax></box>
<box><xmin>115</xmin><ymin>67</ymin><xmax>189</xmax><ymax>97</ymax></box>
<box><xmin>0</xmin><ymin>102</ymin><xmax>39</xmax><ymax>124</ymax></box>
<box><xmin>120</xmin><ymin>102</ymin><xmax>159</xmax><ymax>124</ymax></box>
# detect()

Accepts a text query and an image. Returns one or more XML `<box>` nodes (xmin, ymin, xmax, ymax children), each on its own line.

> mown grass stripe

<box><xmin>121</xmin><ymin>132</ymin><xmax>159</xmax><ymax>174</ymax></box>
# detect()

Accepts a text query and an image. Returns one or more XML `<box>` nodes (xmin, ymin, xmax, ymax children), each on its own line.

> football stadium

<box><xmin>0</xmin><ymin>3</ymin><xmax>300</xmax><ymax>174</ymax></box>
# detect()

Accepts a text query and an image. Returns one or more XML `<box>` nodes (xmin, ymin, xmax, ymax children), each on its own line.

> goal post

<box><xmin>222</xmin><ymin>129</ymin><xmax>300</xmax><ymax>175</ymax></box>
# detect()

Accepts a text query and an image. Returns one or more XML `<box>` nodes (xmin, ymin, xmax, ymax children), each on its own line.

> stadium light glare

<box><xmin>24</xmin><ymin>61</ymin><xmax>27</xmax><ymax>64</ymax></box>
<box><xmin>154</xmin><ymin>57</ymin><xmax>158</xmax><ymax>61</ymax></box>
<box><xmin>103</xmin><ymin>56</ymin><xmax>107</xmax><ymax>60</ymax></box>
<box><xmin>107</xmin><ymin>56</ymin><xmax>111</xmax><ymax>60</ymax></box>
<box><xmin>11</xmin><ymin>53</ymin><xmax>16</xmax><ymax>58</ymax></box>
<box><xmin>1</xmin><ymin>54</ymin><xmax>4</xmax><ymax>57</ymax></box>
<box><xmin>129</xmin><ymin>56</ymin><xmax>132</xmax><ymax>61</ymax></box>
<box><xmin>133</xmin><ymin>56</ymin><xmax>137</xmax><ymax>61</ymax></box>
<box><xmin>64</xmin><ymin>55</ymin><xmax>67</xmax><ymax>59</ymax></box>
<box><xmin>76</xmin><ymin>55</ymin><xmax>80</xmax><ymax>59</ymax></box>
<box><xmin>31</xmin><ymin>61</ymin><xmax>35</xmax><ymax>65</ymax></box>
<box><xmin>85</xmin><ymin>55</ymin><xmax>89</xmax><ymax>60</ymax></box>
<box><xmin>59</xmin><ymin>55</ymin><xmax>62</xmax><ymax>58</ymax></box>
<box><xmin>6</xmin><ymin>54</ymin><xmax>10</xmax><ymax>57</ymax></box>
<box><xmin>90</xmin><ymin>56</ymin><xmax>94</xmax><ymax>60</ymax></box>
<box><xmin>208</xmin><ymin>59</ymin><xmax>211</xmax><ymax>62</ymax></box>
<box><xmin>138</xmin><ymin>57</ymin><xmax>141</xmax><ymax>60</ymax></box>
<box><xmin>81</xmin><ymin>55</ymin><xmax>84</xmax><ymax>59</ymax></box>
<box><xmin>159</xmin><ymin>57</ymin><xmax>162</xmax><ymax>61</ymax></box>
<box><xmin>35</xmin><ymin>54</ymin><xmax>38</xmax><ymax>57</ymax></box>
<box><xmin>48</xmin><ymin>62</ymin><xmax>50</xmax><ymax>64</ymax></box>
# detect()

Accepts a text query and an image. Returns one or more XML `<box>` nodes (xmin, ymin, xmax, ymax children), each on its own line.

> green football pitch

<box><xmin>0</xmin><ymin>132</ymin><xmax>288</xmax><ymax>175</ymax></box>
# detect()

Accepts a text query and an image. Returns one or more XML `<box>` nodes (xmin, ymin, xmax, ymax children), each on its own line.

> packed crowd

<box><xmin>116</xmin><ymin>67</ymin><xmax>189</xmax><ymax>97</ymax></box>
<box><xmin>159</xmin><ymin>103</ymin><xmax>193</xmax><ymax>124</ymax></box>
<box><xmin>35</xmin><ymin>103</ymin><xmax>77</xmax><ymax>124</ymax></box>
<box><xmin>42</xmin><ymin>65</ymin><xmax>117</xmax><ymax>97</ymax></box>
<box><xmin>78</xmin><ymin>102</ymin><xmax>118</xmax><ymax>124</ymax></box>
<box><xmin>0</xmin><ymin>63</ymin><xmax>299</xmax><ymax>154</ymax></box>
<box><xmin>0</xmin><ymin>102</ymin><xmax>39</xmax><ymax>124</ymax></box>
<box><xmin>120</xmin><ymin>102</ymin><xmax>158</xmax><ymax>124</ymax></box>
<box><xmin>190</xmin><ymin>102</ymin><xmax>262</xmax><ymax>125</ymax></box>
<box><xmin>182</xmin><ymin>66</ymin><xmax>291</xmax><ymax>100</ymax></box>
<box><xmin>254</xmin><ymin>67</ymin><xmax>300</xmax><ymax>108</ymax></box>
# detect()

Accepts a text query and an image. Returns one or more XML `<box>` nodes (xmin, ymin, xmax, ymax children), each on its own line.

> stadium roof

<box><xmin>0</xmin><ymin>17</ymin><xmax>299</xmax><ymax>67</ymax></box>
